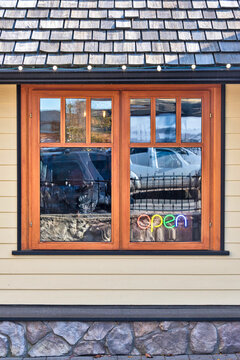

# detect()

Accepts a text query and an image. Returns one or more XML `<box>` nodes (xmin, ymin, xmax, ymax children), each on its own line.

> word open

<box><xmin>137</xmin><ymin>214</ymin><xmax>188</xmax><ymax>232</ymax></box>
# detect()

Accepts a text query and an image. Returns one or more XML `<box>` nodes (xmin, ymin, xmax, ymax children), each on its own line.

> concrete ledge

<box><xmin>0</xmin><ymin>305</ymin><xmax>240</xmax><ymax>321</ymax></box>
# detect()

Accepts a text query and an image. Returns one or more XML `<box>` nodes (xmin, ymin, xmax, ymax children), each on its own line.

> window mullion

<box><xmin>61</xmin><ymin>97</ymin><xmax>66</xmax><ymax>145</ymax></box>
<box><xmin>176</xmin><ymin>96</ymin><xmax>181</xmax><ymax>145</ymax></box>
<box><xmin>151</xmin><ymin>97</ymin><xmax>155</xmax><ymax>146</ymax></box>
<box><xmin>86</xmin><ymin>97</ymin><xmax>91</xmax><ymax>144</ymax></box>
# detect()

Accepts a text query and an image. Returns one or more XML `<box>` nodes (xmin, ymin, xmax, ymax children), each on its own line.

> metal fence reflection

<box><xmin>130</xmin><ymin>173</ymin><xmax>201</xmax><ymax>212</ymax></box>
<box><xmin>40</xmin><ymin>179</ymin><xmax>111</xmax><ymax>214</ymax></box>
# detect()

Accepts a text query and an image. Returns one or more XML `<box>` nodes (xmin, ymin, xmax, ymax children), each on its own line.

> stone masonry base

<box><xmin>0</xmin><ymin>321</ymin><xmax>240</xmax><ymax>357</ymax></box>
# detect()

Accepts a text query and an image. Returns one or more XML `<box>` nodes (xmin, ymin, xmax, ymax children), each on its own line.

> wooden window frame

<box><xmin>21</xmin><ymin>84</ymin><xmax>221</xmax><ymax>252</ymax></box>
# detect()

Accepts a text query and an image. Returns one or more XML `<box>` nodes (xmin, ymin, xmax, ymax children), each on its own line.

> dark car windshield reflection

<box><xmin>40</xmin><ymin>148</ymin><xmax>111</xmax><ymax>214</ymax></box>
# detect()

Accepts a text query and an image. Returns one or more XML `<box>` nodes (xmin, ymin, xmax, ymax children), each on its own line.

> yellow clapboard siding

<box><xmin>225</xmin><ymin>212</ymin><xmax>240</xmax><ymax>228</ymax></box>
<box><xmin>0</xmin><ymin>274</ymin><xmax>239</xmax><ymax>290</ymax></box>
<box><xmin>226</xmin><ymin>84</ymin><xmax>240</xmax><ymax>118</ymax></box>
<box><xmin>0</xmin><ymin>290</ymin><xmax>239</xmax><ymax>305</ymax></box>
<box><xmin>0</xmin><ymin>197</ymin><xmax>17</xmax><ymax>212</ymax></box>
<box><xmin>225</xmin><ymin>181</ymin><xmax>240</xmax><ymax>196</ymax></box>
<box><xmin>226</xmin><ymin>165</ymin><xmax>240</xmax><ymax>181</ymax></box>
<box><xmin>0</xmin><ymin>86</ymin><xmax>16</xmax><ymax>118</ymax></box>
<box><xmin>0</xmin><ymin>166</ymin><xmax>17</xmax><ymax>181</ymax></box>
<box><xmin>226</xmin><ymin>117</ymin><xmax>240</xmax><ymax>134</ymax></box>
<box><xmin>224</xmin><ymin>243</ymin><xmax>240</xmax><ymax>256</ymax></box>
<box><xmin>0</xmin><ymin>228</ymin><xmax>17</xmax><ymax>244</ymax></box>
<box><xmin>0</xmin><ymin>213</ymin><xmax>17</xmax><ymax>228</ymax></box>
<box><xmin>0</xmin><ymin>117</ymin><xmax>16</xmax><ymax>134</ymax></box>
<box><xmin>226</xmin><ymin>134</ymin><xmax>240</xmax><ymax>150</ymax></box>
<box><xmin>226</xmin><ymin>150</ymin><xmax>240</xmax><ymax>165</ymax></box>
<box><xmin>225</xmin><ymin>197</ymin><xmax>240</xmax><ymax>212</ymax></box>
<box><xmin>0</xmin><ymin>182</ymin><xmax>16</xmax><ymax>197</ymax></box>
<box><xmin>0</xmin><ymin>84</ymin><xmax>240</xmax><ymax>305</ymax></box>
<box><xmin>0</xmin><ymin>134</ymin><xmax>16</xmax><ymax>150</ymax></box>
<box><xmin>2</xmin><ymin>257</ymin><xmax>240</xmax><ymax>274</ymax></box>
<box><xmin>0</xmin><ymin>150</ymin><xmax>16</xmax><ymax>165</ymax></box>
<box><xmin>225</xmin><ymin>227</ymin><xmax>240</xmax><ymax>243</ymax></box>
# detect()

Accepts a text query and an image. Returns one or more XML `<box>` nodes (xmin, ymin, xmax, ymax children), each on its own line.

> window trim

<box><xmin>20</xmin><ymin>84</ymin><xmax>222</xmax><ymax>252</ymax></box>
<box><xmin>121</xmin><ymin>90</ymin><xmax>214</xmax><ymax>250</ymax></box>
<box><xmin>21</xmin><ymin>87</ymin><xmax>120</xmax><ymax>250</ymax></box>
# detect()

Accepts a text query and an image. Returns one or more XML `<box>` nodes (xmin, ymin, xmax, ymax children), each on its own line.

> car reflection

<box><xmin>130</xmin><ymin>147</ymin><xmax>201</xmax><ymax>208</ymax></box>
<box><xmin>40</xmin><ymin>148</ymin><xmax>111</xmax><ymax>214</ymax></box>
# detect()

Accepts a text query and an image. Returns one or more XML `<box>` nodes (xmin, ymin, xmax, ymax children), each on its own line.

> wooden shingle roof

<box><xmin>0</xmin><ymin>0</ymin><xmax>240</xmax><ymax>68</ymax></box>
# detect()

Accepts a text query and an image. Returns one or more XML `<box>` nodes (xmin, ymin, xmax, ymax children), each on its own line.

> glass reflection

<box><xmin>130</xmin><ymin>147</ymin><xmax>201</xmax><ymax>242</ymax></box>
<box><xmin>181</xmin><ymin>99</ymin><xmax>202</xmax><ymax>143</ymax></box>
<box><xmin>156</xmin><ymin>99</ymin><xmax>176</xmax><ymax>143</ymax></box>
<box><xmin>40</xmin><ymin>148</ymin><xmax>111</xmax><ymax>242</ymax></box>
<box><xmin>130</xmin><ymin>99</ymin><xmax>151</xmax><ymax>143</ymax></box>
<box><xmin>91</xmin><ymin>99</ymin><xmax>112</xmax><ymax>143</ymax></box>
<box><xmin>66</xmin><ymin>99</ymin><xmax>86</xmax><ymax>143</ymax></box>
<box><xmin>40</xmin><ymin>98</ymin><xmax>61</xmax><ymax>143</ymax></box>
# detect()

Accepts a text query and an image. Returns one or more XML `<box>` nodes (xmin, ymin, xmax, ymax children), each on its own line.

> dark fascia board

<box><xmin>0</xmin><ymin>69</ymin><xmax>240</xmax><ymax>84</ymax></box>
<box><xmin>0</xmin><ymin>305</ymin><xmax>240</xmax><ymax>321</ymax></box>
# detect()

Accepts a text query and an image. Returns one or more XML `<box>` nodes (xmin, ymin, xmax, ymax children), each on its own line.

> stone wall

<box><xmin>0</xmin><ymin>321</ymin><xmax>240</xmax><ymax>357</ymax></box>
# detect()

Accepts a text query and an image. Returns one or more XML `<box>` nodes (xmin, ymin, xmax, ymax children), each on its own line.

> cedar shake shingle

<box><xmin>0</xmin><ymin>42</ymin><xmax>15</xmax><ymax>52</ymax></box>
<box><xmin>114</xmin><ymin>42</ymin><xmax>135</xmax><ymax>52</ymax></box>
<box><xmin>89</xmin><ymin>54</ymin><xmax>104</xmax><ymax>64</ymax></box>
<box><xmin>0</xmin><ymin>0</ymin><xmax>238</xmax><ymax>67</ymax></box>
<box><xmin>0</xmin><ymin>0</ymin><xmax>17</xmax><ymax>7</ymax></box>
<box><xmin>73</xmin><ymin>54</ymin><xmax>88</xmax><ymax>64</ymax></box>
<box><xmin>105</xmin><ymin>53</ymin><xmax>127</xmax><ymax>64</ymax></box>
<box><xmin>0</xmin><ymin>20</ymin><xmax>14</xmax><ymax>29</ymax></box>
<box><xmin>0</xmin><ymin>30</ymin><xmax>31</xmax><ymax>40</ymax></box>
<box><xmin>98</xmin><ymin>1</ymin><xmax>114</xmax><ymax>8</ymax></box>
<box><xmin>40</xmin><ymin>41</ymin><xmax>59</xmax><ymax>52</ymax></box>
<box><xmin>15</xmin><ymin>41</ymin><xmax>39</xmax><ymax>52</ymax></box>
<box><xmin>128</xmin><ymin>54</ymin><xmax>144</xmax><ymax>64</ymax></box>
<box><xmin>5</xmin><ymin>9</ymin><xmax>26</xmax><ymax>18</ymax></box>
<box><xmin>4</xmin><ymin>54</ymin><xmax>23</xmax><ymax>65</ymax></box>
<box><xmin>145</xmin><ymin>53</ymin><xmax>164</xmax><ymax>64</ymax></box>
<box><xmin>24</xmin><ymin>54</ymin><xmax>46</xmax><ymax>65</ymax></box>
<box><xmin>179</xmin><ymin>53</ymin><xmax>195</xmax><ymax>64</ymax></box>
<box><xmin>47</xmin><ymin>54</ymin><xmax>73</xmax><ymax>64</ymax></box>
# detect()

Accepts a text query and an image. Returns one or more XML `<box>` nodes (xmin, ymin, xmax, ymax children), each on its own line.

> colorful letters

<box><xmin>137</xmin><ymin>213</ymin><xmax>188</xmax><ymax>232</ymax></box>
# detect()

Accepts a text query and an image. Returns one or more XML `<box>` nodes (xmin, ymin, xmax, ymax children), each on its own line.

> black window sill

<box><xmin>12</xmin><ymin>250</ymin><xmax>230</xmax><ymax>256</ymax></box>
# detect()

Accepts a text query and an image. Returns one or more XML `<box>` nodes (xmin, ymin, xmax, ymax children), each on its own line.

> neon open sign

<box><xmin>137</xmin><ymin>214</ymin><xmax>188</xmax><ymax>232</ymax></box>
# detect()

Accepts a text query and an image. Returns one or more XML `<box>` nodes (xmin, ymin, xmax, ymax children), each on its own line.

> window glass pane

<box><xmin>40</xmin><ymin>98</ymin><xmax>61</xmax><ymax>143</ymax></box>
<box><xmin>91</xmin><ymin>99</ymin><xmax>112</xmax><ymax>143</ymax></box>
<box><xmin>40</xmin><ymin>148</ymin><xmax>111</xmax><ymax>242</ymax></box>
<box><xmin>130</xmin><ymin>147</ymin><xmax>201</xmax><ymax>242</ymax></box>
<box><xmin>130</xmin><ymin>99</ymin><xmax>151</xmax><ymax>143</ymax></box>
<box><xmin>181</xmin><ymin>99</ymin><xmax>202</xmax><ymax>143</ymax></box>
<box><xmin>65</xmin><ymin>99</ymin><xmax>86</xmax><ymax>143</ymax></box>
<box><xmin>156</xmin><ymin>99</ymin><xmax>176</xmax><ymax>143</ymax></box>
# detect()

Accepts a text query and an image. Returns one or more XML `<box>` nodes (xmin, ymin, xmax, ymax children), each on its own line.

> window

<box><xmin>21</xmin><ymin>85</ymin><xmax>221</xmax><ymax>251</ymax></box>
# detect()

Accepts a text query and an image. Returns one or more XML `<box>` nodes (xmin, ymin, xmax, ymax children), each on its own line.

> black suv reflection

<box><xmin>40</xmin><ymin>148</ymin><xmax>111</xmax><ymax>214</ymax></box>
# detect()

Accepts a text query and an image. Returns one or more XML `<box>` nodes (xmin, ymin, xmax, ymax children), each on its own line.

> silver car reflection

<box><xmin>130</xmin><ymin>147</ymin><xmax>201</xmax><ymax>191</ymax></box>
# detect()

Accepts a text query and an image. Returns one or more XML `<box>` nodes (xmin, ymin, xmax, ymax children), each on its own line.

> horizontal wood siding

<box><xmin>0</xmin><ymin>84</ymin><xmax>239</xmax><ymax>305</ymax></box>
<box><xmin>0</xmin><ymin>85</ymin><xmax>17</xmax><ymax>257</ymax></box>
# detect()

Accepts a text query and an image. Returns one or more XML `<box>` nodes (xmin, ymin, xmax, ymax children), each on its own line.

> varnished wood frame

<box><xmin>22</xmin><ymin>86</ymin><xmax>120</xmax><ymax>250</ymax></box>
<box><xmin>121</xmin><ymin>90</ymin><xmax>212</xmax><ymax>250</ymax></box>
<box><xmin>21</xmin><ymin>84</ymin><xmax>221</xmax><ymax>251</ymax></box>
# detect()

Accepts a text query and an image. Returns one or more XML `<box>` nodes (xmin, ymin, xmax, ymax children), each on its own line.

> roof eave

<box><xmin>0</xmin><ymin>69</ymin><xmax>240</xmax><ymax>84</ymax></box>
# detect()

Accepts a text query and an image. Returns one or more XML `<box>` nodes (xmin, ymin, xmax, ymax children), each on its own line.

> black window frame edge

<box><xmin>14</xmin><ymin>82</ymin><xmax>229</xmax><ymax>256</ymax></box>
<box><xmin>0</xmin><ymin>305</ymin><xmax>240</xmax><ymax>321</ymax></box>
